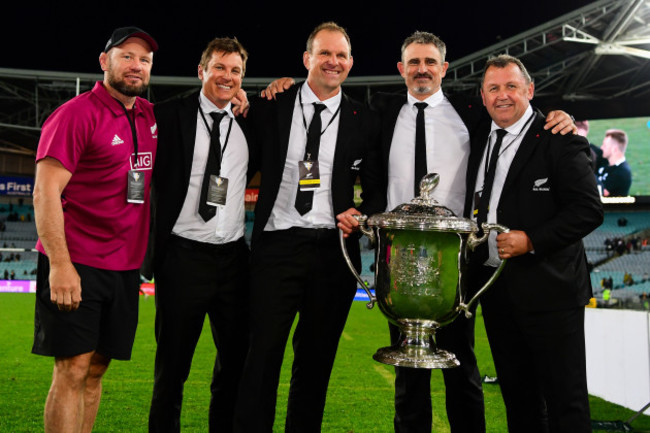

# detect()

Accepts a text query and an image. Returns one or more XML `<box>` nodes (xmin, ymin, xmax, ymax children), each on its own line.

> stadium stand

<box><xmin>0</xmin><ymin>201</ymin><xmax>37</xmax><ymax>280</ymax></box>
<box><xmin>0</xmin><ymin>200</ymin><xmax>647</xmax><ymax>305</ymax></box>
<box><xmin>587</xmin><ymin>210</ymin><xmax>650</xmax><ymax>308</ymax></box>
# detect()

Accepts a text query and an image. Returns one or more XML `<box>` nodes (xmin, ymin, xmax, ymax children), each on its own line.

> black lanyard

<box><xmin>482</xmin><ymin>112</ymin><xmax>536</xmax><ymax>180</ymax></box>
<box><xmin>298</xmin><ymin>83</ymin><xmax>341</xmax><ymax>141</ymax></box>
<box><xmin>198</xmin><ymin>102</ymin><xmax>234</xmax><ymax>168</ymax></box>
<box><xmin>116</xmin><ymin>100</ymin><xmax>139</xmax><ymax>165</ymax></box>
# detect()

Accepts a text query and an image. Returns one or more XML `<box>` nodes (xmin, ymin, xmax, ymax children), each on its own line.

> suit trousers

<box><xmin>390</xmin><ymin>292</ymin><xmax>485</xmax><ymax>433</ymax></box>
<box><xmin>149</xmin><ymin>235</ymin><xmax>250</xmax><ymax>433</ymax></box>
<box><xmin>476</xmin><ymin>266</ymin><xmax>591</xmax><ymax>433</ymax></box>
<box><xmin>234</xmin><ymin>228</ymin><xmax>358</xmax><ymax>433</ymax></box>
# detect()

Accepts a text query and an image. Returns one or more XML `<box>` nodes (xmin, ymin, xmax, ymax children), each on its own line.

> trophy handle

<box><xmin>339</xmin><ymin>214</ymin><xmax>377</xmax><ymax>309</ymax></box>
<box><xmin>459</xmin><ymin>223</ymin><xmax>510</xmax><ymax>318</ymax></box>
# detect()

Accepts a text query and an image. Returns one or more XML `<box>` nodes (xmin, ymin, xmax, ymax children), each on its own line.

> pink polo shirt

<box><xmin>35</xmin><ymin>81</ymin><xmax>157</xmax><ymax>271</ymax></box>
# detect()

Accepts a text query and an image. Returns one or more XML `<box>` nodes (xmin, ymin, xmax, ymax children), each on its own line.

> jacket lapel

<box><xmin>333</xmin><ymin>94</ymin><xmax>354</xmax><ymax>159</ymax></box>
<box><xmin>382</xmin><ymin>94</ymin><xmax>407</xmax><ymax>165</ymax></box>
<box><xmin>275</xmin><ymin>85</ymin><xmax>300</xmax><ymax>167</ymax></box>
<box><xmin>500</xmin><ymin>109</ymin><xmax>545</xmax><ymax>196</ymax></box>
<box><xmin>178</xmin><ymin>93</ymin><xmax>200</xmax><ymax>186</ymax></box>
<box><xmin>464</xmin><ymin>121</ymin><xmax>492</xmax><ymax>217</ymax></box>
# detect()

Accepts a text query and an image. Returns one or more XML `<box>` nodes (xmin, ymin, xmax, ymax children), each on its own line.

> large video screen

<box><xmin>582</xmin><ymin>116</ymin><xmax>650</xmax><ymax>198</ymax></box>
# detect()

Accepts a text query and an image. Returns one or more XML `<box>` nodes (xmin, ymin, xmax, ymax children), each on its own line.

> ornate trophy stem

<box><xmin>374</xmin><ymin>322</ymin><xmax>460</xmax><ymax>369</ymax></box>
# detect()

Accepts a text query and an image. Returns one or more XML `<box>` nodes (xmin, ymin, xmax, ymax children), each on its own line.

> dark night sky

<box><xmin>4</xmin><ymin>1</ymin><xmax>595</xmax><ymax>78</ymax></box>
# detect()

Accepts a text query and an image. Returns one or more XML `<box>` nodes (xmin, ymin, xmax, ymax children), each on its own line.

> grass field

<box><xmin>2</xmin><ymin>293</ymin><xmax>650</xmax><ymax>432</ymax></box>
<box><xmin>587</xmin><ymin>116</ymin><xmax>650</xmax><ymax>197</ymax></box>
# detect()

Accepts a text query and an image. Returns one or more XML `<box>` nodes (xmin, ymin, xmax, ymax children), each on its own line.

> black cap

<box><xmin>104</xmin><ymin>26</ymin><xmax>158</xmax><ymax>53</ymax></box>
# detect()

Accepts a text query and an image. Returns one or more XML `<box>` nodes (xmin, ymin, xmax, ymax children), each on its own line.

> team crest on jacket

<box><xmin>532</xmin><ymin>178</ymin><xmax>550</xmax><ymax>192</ymax></box>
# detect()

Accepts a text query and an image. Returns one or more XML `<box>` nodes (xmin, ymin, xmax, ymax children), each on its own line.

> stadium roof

<box><xmin>0</xmin><ymin>0</ymin><xmax>648</xmax><ymax>158</ymax></box>
<box><xmin>443</xmin><ymin>0</ymin><xmax>650</xmax><ymax>119</ymax></box>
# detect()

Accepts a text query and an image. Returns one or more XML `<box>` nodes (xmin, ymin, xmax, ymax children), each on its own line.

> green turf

<box><xmin>2</xmin><ymin>293</ymin><xmax>650</xmax><ymax>432</ymax></box>
<box><xmin>587</xmin><ymin>117</ymin><xmax>650</xmax><ymax>197</ymax></box>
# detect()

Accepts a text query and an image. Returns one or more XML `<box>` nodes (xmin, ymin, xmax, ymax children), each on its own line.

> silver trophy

<box><xmin>340</xmin><ymin>173</ymin><xmax>509</xmax><ymax>369</ymax></box>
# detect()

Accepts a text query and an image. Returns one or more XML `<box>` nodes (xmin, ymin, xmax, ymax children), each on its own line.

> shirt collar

<box><xmin>300</xmin><ymin>82</ymin><xmax>342</xmax><ymax>113</ymax></box>
<box><xmin>94</xmin><ymin>81</ymin><xmax>144</xmax><ymax>117</ymax></box>
<box><xmin>199</xmin><ymin>91</ymin><xmax>234</xmax><ymax>119</ymax></box>
<box><xmin>490</xmin><ymin>104</ymin><xmax>534</xmax><ymax>136</ymax></box>
<box><xmin>407</xmin><ymin>88</ymin><xmax>444</xmax><ymax>109</ymax></box>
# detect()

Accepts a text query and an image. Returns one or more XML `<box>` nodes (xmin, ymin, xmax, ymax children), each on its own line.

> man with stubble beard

<box><xmin>32</xmin><ymin>27</ymin><xmax>158</xmax><ymax>433</ymax></box>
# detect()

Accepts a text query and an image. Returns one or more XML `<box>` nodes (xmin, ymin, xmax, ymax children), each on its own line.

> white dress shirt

<box><xmin>172</xmin><ymin>91</ymin><xmax>249</xmax><ymax>244</ymax></box>
<box><xmin>387</xmin><ymin>90</ymin><xmax>470</xmax><ymax>216</ymax></box>
<box><xmin>265</xmin><ymin>83</ymin><xmax>342</xmax><ymax>231</ymax></box>
<box><xmin>472</xmin><ymin>105</ymin><xmax>535</xmax><ymax>266</ymax></box>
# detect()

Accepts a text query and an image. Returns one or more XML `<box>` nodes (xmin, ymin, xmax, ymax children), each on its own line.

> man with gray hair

<box><xmin>371</xmin><ymin>31</ymin><xmax>488</xmax><ymax>433</ymax></box>
<box><xmin>465</xmin><ymin>54</ymin><xmax>603</xmax><ymax>432</ymax></box>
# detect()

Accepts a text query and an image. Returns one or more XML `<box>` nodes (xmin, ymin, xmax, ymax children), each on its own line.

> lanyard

<box><xmin>198</xmin><ymin>102</ymin><xmax>234</xmax><ymax>169</ymax></box>
<box><xmin>116</xmin><ymin>100</ymin><xmax>139</xmax><ymax>165</ymax></box>
<box><xmin>298</xmin><ymin>83</ymin><xmax>341</xmax><ymax>141</ymax></box>
<box><xmin>483</xmin><ymin>112</ymin><xmax>536</xmax><ymax>179</ymax></box>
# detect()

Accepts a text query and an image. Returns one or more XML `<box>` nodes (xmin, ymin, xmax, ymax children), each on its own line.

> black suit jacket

<box><xmin>370</xmin><ymin>91</ymin><xmax>488</xmax><ymax>182</ymax></box>
<box><xmin>246</xmin><ymin>84</ymin><xmax>385</xmax><ymax>262</ymax></box>
<box><xmin>464</xmin><ymin>109</ymin><xmax>604</xmax><ymax>311</ymax></box>
<box><xmin>150</xmin><ymin>91</ymin><xmax>258</xmax><ymax>273</ymax></box>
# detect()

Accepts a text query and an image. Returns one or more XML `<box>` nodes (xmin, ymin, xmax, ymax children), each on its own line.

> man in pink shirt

<box><xmin>31</xmin><ymin>27</ymin><xmax>158</xmax><ymax>433</ymax></box>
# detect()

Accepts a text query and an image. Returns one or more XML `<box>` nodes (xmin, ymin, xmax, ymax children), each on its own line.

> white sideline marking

<box><xmin>373</xmin><ymin>364</ymin><xmax>394</xmax><ymax>386</ymax></box>
<box><xmin>341</xmin><ymin>331</ymin><xmax>353</xmax><ymax>341</ymax></box>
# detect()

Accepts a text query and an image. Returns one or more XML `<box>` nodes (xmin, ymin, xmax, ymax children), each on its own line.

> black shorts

<box><xmin>32</xmin><ymin>253</ymin><xmax>140</xmax><ymax>360</ymax></box>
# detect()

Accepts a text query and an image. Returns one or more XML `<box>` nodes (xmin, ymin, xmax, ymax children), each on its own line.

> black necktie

<box><xmin>414</xmin><ymin>102</ymin><xmax>428</xmax><ymax>196</ymax></box>
<box><xmin>198</xmin><ymin>111</ymin><xmax>227</xmax><ymax>221</ymax></box>
<box><xmin>295</xmin><ymin>103</ymin><xmax>326</xmax><ymax>216</ymax></box>
<box><xmin>474</xmin><ymin>128</ymin><xmax>507</xmax><ymax>264</ymax></box>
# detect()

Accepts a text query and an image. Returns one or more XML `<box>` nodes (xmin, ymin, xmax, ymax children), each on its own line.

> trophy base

<box><xmin>373</xmin><ymin>345</ymin><xmax>460</xmax><ymax>369</ymax></box>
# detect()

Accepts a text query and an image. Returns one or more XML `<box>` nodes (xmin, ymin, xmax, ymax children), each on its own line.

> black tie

<box><xmin>198</xmin><ymin>111</ymin><xmax>227</xmax><ymax>221</ymax></box>
<box><xmin>474</xmin><ymin>128</ymin><xmax>507</xmax><ymax>264</ymax></box>
<box><xmin>295</xmin><ymin>103</ymin><xmax>327</xmax><ymax>216</ymax></box>
<box><xmin>414</xmin><ymin>102</ymin><xmax>428</xmax><ymax>196</ymax></box>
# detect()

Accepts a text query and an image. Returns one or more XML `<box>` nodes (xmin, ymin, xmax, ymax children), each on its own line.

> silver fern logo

<box><xmin>532</xmin><ymin>178</ymin><xmax>550</xmax><ymax>191</ymax></box>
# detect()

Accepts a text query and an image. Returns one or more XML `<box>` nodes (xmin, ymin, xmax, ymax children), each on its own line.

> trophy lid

<box><xmin>368</xmin><ymin>173</ymin><xmax>478</xmax><ymax>232</ymax></box>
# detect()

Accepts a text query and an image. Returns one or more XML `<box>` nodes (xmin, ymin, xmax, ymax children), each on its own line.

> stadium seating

<box><xmin>1</xmin><ymin>204</ymin><xmax>648</xmax><ymax>300</ymax></box>
<box><xmin>0</xmin><ymin>203</ymin><xmax>38</xmax><ymax>280</ymax></box>
<box><xmin>587</xmin><ymin>211</ymin><xmax>650</xmax><ymax>306</ymax></box>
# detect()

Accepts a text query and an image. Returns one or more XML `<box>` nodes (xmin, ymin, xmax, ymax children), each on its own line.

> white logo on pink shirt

<box><xmin>131</xmin><ymin>152</ymin><xmax>153</xmax><ymax>170</ymax></box>
<box><xmin>111</xmin><ymin>134</ymin><xmax>125</xmax><ymax>146</ymax></box>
